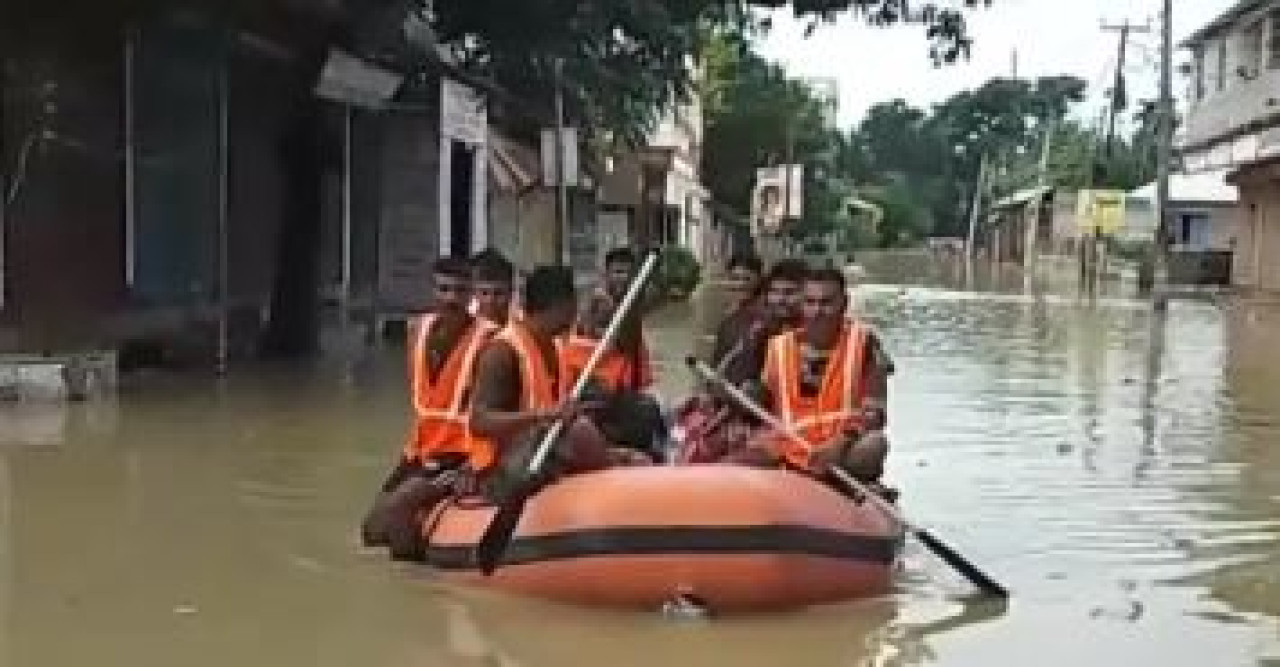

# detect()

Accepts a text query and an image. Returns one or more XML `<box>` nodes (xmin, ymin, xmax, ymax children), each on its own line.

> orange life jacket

<box><xmin>761</xmin><ymin>322</ymin><xmax>870</xmax><ymax>470</ymax></box>
<box><xmin>568</xmin><ymin>288</ymin><xmax>655</xmax><ymax>391</ymax></box>
<box><xmin>403</xmin><ymin>315</ymin><xmax>497</xmax><ymax>469</ymax></box>
<box><xmin>559</xmin><ymin>334</ymin><xmax>655</xmax><ymax>393</ymax></box>
<box><xmin>497</xmin><ymin>322</ymin><xmax>568</xmax><ymax>411</ymax></box>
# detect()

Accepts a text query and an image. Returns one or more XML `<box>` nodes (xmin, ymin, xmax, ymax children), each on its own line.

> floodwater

<box><xmin>3</xmin><ymin>251</ymin><xmax>1280</xmax><ymax>666</ymax></box>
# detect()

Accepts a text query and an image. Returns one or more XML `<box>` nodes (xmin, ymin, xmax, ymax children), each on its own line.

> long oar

<box><xmin>474</xmin><ymin>251</ymin><xmax>661</xmax><ymax>575</ymax></box>
<box><xmin>685</xmin><ymin>357</ymin><xmax>1008</xmax><ymax>598</ymax></box>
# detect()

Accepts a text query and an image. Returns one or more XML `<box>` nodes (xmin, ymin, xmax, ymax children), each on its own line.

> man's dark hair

<box><xmin>727</xmin><ymin>252</ymin><xmax>764</xmax><ymax>276</ymax></box>
<box><xmin>604</xmin><ymin>247</ymin><xmax>637</xmax><ymax>267</ymax></box>
<box><xmin>471</xmin><ymin>248</ymin><xmax>515</xmax><ymax>283</ymax></box>
<box><xmin>523</xmin><ymin>265</ymin><xmax>577</xmax><ymax>314</ymax></box>
<box><xmin>765</xmin><ymin>258</ymin><xmax>810</xmax><ymax>285</ymax></box>
<box><xmin>433</xmin><ymin>255</ymin><xmax>473</xmax><ymax>280</ymax></box>
<box><xmin>805</xmin><ymin>265</ymin><xmax>848</xmax><ymax>293</ymax></box>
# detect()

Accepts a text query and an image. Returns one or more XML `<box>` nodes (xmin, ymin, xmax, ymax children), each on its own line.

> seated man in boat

<box><xmin>718</xmin><ymin>257</ymin><xmax>808</xmax><ymax>385</ymax></box>
<box><xmin>470</xmin><ymin>248</ymin><xmax>517</xmax><ymax>327</ymax></box>
<box><xmin>576</xmin><ymin>247</ymin><xmax>662</xmax><ymax>381</ymax></box>
<box><xmin>708</xmin><ymin>252</ymin><xmax>764</xmax><ymax>374</ymax></box>
<box><xmin>567</xmin><ymin>247</ymin><xmax>668</xmax><ymax>461</ymax></box>
<box><xmin>676</xmin><ymin>258</ymin><xmax>814</xmax><ymax>463</ymax></box>
<box><xmin>469</xmin><ymin>265</ymin><xmax>652</xmax><ymax>501</ymax></box>
<box><xmin>361</xmin><ymin>256</ymin><xmax>498</xmax><ymax>555</ymax></box>
<box><xmin>728</xmin><ymin>267</ymin><xmax>896</xmax><ymax>500</ymax></box>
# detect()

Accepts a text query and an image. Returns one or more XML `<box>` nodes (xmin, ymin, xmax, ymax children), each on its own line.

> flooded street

<box><xmin>4</xmin><ymin>252</ymin><xmax>1280</xmax><ymax>666</ymax></box>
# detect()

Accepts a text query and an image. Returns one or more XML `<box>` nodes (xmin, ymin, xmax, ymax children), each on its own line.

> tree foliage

<box><xmin>3</xmin><ymin>0</ymin><xmax>992</xmax><ymax>145</ymax></box>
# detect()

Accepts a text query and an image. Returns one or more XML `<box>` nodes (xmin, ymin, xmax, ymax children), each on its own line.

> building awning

<box><xmin>990</xmin><ymin>185</ymin><xmax>1053</xmax><ymax>211</ymax></box>
<box><xmin>488</xmin><ymin>130</ymin><xmax>540</xmax><ymax>194</ymax></box>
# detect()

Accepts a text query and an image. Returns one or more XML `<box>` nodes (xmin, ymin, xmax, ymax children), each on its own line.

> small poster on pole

<box><xmin>540</xmin><ymin>128</ymin><xmax>579</xmax><ymax>187</ymax></box>
<box><xmin>750</xmin><ymin>164</ymin><xmax>803</xmax><ymax>235</ymax></box>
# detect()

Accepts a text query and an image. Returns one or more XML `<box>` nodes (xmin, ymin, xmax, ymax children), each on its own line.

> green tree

<box><xmin>700</xmin><ymin>37</ymin><xmax>830</xmax><ymax>224</ymax></box>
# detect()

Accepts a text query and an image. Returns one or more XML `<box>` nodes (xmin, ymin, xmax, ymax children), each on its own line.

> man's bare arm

<box><xmin>860</xmin><ymin>333</ymin><xmax>892</xmax><ymax>429</ymax></box>
<box><xmin>468</xmin><ymin>343</ymin><xmax>555</xmax><ymax>444</ymax></box>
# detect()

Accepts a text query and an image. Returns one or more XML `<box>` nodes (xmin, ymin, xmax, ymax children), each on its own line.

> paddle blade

<box><xmin>911</xmin><ymin>527</ymin><xmax>1008</xmax><ymax>598</ymax></box>
<box><xmin>474</xmin><ymin>496</ymin><xmax>527</xmax><ymax>576</ymax></box>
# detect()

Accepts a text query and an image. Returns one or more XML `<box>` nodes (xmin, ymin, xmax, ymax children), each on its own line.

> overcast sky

<box><xmin>754</xmin><ymin>0</ymin><xmax>1239</xmax><ymax>129</ymax></box>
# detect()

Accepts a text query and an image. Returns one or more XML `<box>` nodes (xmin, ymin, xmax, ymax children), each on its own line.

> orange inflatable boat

<box><xmin>418</xmin><ymin>465</ymin><xmax>905</xmax><ymax>613</ymax></box>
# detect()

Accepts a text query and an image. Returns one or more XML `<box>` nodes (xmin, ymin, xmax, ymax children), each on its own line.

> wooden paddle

<box><xmin>685</xmin><ymin>356</ymin><xmax>1009</xmax><ymax>598</ymax></box>
<box><xmin>474</xmin><ymin>251</ymin><xmax>662</xmax><ymax>575</ymax></box>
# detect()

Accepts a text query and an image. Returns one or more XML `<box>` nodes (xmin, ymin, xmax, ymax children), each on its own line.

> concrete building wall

<box><xmin>1234</xmin><ymin>177</ymin><xmax>1280</xmax><ymax>290</ymax></box>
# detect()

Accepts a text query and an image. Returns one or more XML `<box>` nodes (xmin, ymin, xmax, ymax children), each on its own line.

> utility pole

<box><xmin>965</xmin><ymin>154</ymin><xmax>989</xmax><ymax>264</ymax></box>
<box><xmin>1101</xmin><ymin>20</ymin><xmax>1150</xmax><ymax>158</ymax></box>
<box><xmin>1154</xmin><ymin>0</ymin><xmax>1174</xmax><ymax>294</ymax></box>
<box><xmin>1011</xmin><ymin>48</ymin><xmax>1019</xmax><ymax>79</ymax></box>
<box><xmin>552</xmin><ymin>57</ymin><xmax>570</xmax><ymax>264</ymax></box>
<box><xmin>1136</xmin><ymin>1</ymin><xmax>1173</xmax><ymax>294</ymax></box>
<box><xmin>1038</xmin><ymin>120</ymin><xmax>1056</xmax><ymax>187</ymax></box>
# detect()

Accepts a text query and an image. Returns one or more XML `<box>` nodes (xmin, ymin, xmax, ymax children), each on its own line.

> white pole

<box><xmin>215</xmin><ymin>57</ymin><xmax>230</xmax><ymax>376</ymax></box>
<box><xmin>340</xmin><ymin>105</ymin><xmax>353</xmax><ymax>330</ymax></box>
<box><xmin>124</xmin><ymin>29</ymin><xmax>138</xmax><ymax>288</ymax></box>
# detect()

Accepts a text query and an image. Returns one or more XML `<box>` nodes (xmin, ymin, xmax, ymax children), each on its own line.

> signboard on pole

<box><xmin>441</xmin><ymin>78</ymin><xmax>487</xmax><ymax>146</ymax></box>
<box><xmin>314</xmin><ymin>48</ymin><xmax>403</xmax><ymax>110</ymax></box>
<box><xmin>1076</xmin><ymin>189</ymin><xmax>1126</xmax><ymax>234</ymax></box>
<box><xmin>540</xmin><ymin>128</ymin><xmax>579</xmax><ymax>187</ymax></box>
<box><xmin>750</xmin><ymin>164</ymin><xmax>803</xmax><ymax>236</ymax></box>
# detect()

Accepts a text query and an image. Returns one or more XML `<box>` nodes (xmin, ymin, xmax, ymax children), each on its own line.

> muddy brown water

<box><xmin>2</xmin><ymin>252</ymin><xmax>1278</xmax><ymax>666</ymax></box>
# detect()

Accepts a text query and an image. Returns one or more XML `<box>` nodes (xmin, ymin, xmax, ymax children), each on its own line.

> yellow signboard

<box><xmin>1076</xmin><ymin>189</ymin><xmax>1126</xmax><ymax>234</ymax></box>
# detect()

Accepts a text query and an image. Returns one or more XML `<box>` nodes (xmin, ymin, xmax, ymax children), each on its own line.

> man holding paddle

<box><xmin>728</xmin><ymin>266</ymin><xmax>896</xmax><ymax>499</ymax></box>
<box><xmin>468</xmin><ymin>265</ymin><xmax>652</xmax><ymax>500</ymax></box>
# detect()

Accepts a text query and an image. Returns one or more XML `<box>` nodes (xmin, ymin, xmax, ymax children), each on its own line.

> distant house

<box><xmin>596</xmin><ymin>81</ymin><xmax>713</xmax><ymax>268</ymax></box>
<box><xmin>984</xmin><ymin>185</ymin><xmax>1053</xmax><ymax>269</ymax></box>
<box><xmin>1127</xmin><ymin>170</ymin><xmax>1240</xmax><ymax>285</ymax></box>
<box><xmin>1179</xmin><ymin>0</ymin><xmax>1280</xmax><ymax>290</ymax></box>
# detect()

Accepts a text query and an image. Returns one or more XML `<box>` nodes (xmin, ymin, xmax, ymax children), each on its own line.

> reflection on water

<box><xmin>2</xmin><ymin>251</ymin><xmax>1280</xmax><ymax>665</ymax></box>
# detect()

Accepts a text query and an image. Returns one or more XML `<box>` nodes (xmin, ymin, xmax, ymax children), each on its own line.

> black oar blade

<box><xmin>474</xmin><ymin>495</ymin><xmax>527</xmax><ymax>576</ymax></box>
<box><xmin>911</xmin><ymin>527</ymin><xmax>1008</xmax><ymax>598</ymax></box>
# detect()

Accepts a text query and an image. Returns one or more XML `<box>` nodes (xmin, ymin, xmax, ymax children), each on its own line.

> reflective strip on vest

<box><xmin>410</xmin><ymin>315</ymin><xmax>495</xmax><ymax>421</ymax></box>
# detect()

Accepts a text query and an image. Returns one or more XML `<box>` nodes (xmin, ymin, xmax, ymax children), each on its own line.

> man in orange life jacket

<box><xmin>575</xmin><ymin>247</ymin><xmax>660</xmax><ymax>389</ymax></box>
<box><xmin>731</xmin><ymin>266</ymin><xmax>894</xmax><ymax>494</ymax></box>
<box><xmin>682</xmin><ymin>258</ymin><xmax>810</xmax><ymax>462</ymax></box>
<box><xmin>360</xmin><ymin>256</ymin><xmax>496</xmax><ymax>555</ymax></box>
<box><xmin>469</xmin><ymin>265</ymin><xmax>651</xmax><ymax>499</ymax></box>
<box><xmin>564</xmin><ymin>247</ymin><xmax>668</xmax><ymax>459</ymax></box>
<box><xmin>470</xmin><ymin>248</ymin><xmax>516</xmax><ymax>327</ymax></box>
